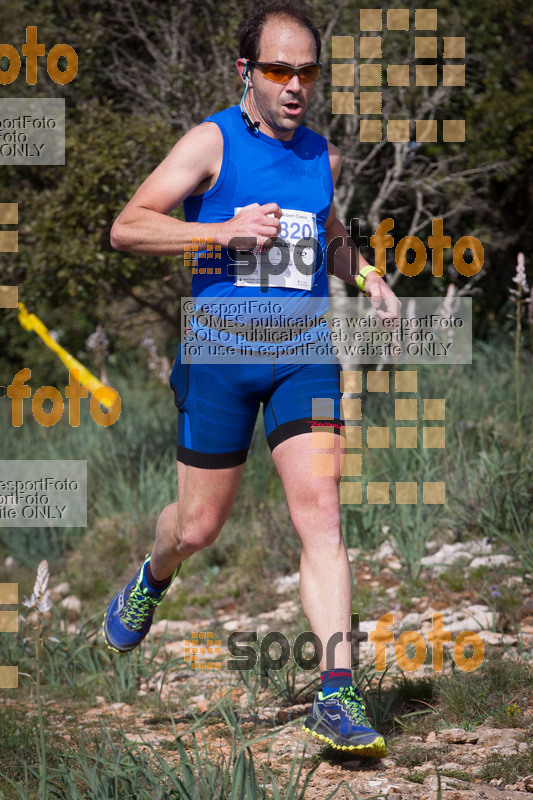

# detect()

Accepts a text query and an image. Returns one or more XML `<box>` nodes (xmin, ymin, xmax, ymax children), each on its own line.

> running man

<box><xmin>103</xmin><ymin>0</ymin><xmax>399</xmax><ymax>756</ymax></box>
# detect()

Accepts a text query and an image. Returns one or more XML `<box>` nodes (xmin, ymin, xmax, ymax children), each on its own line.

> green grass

<box><xmin>394</xmin><ymin>745</ymin><xmax>428</xmax><ymax>768</ymax></box>
<box><xmin>437</xmin><ymin>655</ymin><xmax>533</xmax><ymax>728</ymax></box>
<box><xmin>479</xmin><ymin>747</ymin><xmax>533</xmax><ymax>785</ymax></box>
<box><xmin>0</xmin><ymin>700</ymin><xmax>379</xmax><ymax>800</ymax></box>
<box><xmin>0</xmin><ymin>707</ymin><xmax>41</xmax><ymax>788</ymax></box>
<box><xmin>405</xmin><ymin>771</ymin><xmax>429</xmax><ymax>784</ymax></box>
<box><xmin>440</xmin><ymin>768</ymin><xmax>471</xmax><ymax>782</ymax></box>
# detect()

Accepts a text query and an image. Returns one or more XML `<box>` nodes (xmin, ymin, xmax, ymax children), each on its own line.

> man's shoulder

<box><xmin>201</xmin><ymin>104</ymin><xmax>240</xmax><ymax>127</ymax></box>
<box><xmin>181</xmin><ymin>106</ymin><xmax>240</xmax><ymax>145</ymax></box>
<box><xmin>179</xmin><ymin>117</ymin><xmax>226</xmax><ymax>151</ymax></box>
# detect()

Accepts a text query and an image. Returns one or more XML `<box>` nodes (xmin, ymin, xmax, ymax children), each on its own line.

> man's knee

<box><xmin>157</xmin><ymin>502</ymin><xmax>222</xmax><ymax>554</ymax></box>
<box><xmin>289</xmin><ymin>487</ymin><xmax>342</xmax><ymax>537</ymax></box>
<box><xmin>176</xmin><ymin>508</ymin><xmax>224</xmax><ymax>553</ymax></box>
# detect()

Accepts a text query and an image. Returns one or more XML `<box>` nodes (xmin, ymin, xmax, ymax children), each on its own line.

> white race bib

<box><xmin>234</xmin><ymin>207</ymin><xmax>317</xmax><ymax>291</ymax></box>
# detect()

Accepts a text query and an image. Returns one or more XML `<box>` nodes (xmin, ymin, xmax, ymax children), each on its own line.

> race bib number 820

<box><xmin>234</xmin><ymin>207</ymin><xmax>318</xmax><ymax>291</ymax></box>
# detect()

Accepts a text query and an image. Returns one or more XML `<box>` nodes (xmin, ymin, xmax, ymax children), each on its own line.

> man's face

<box><xmin>242</xmin><ymin>16</ymin><xmax>318</xmax><ymax>140</ymax></box>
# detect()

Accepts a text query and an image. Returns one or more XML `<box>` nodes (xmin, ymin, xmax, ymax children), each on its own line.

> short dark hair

<box><xmin>239</xmin><ymin>0</ymin><xmax>321</xmax><ymax>63</ymax></box>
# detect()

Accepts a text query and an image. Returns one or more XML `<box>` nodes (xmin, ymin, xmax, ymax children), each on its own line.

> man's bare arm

<box><xmin>325</xmin><ymin>143</ymin><xmax>400</xmax><ymax>323</ymax></box>
<box><xmin>110</xmin><ymin>122</ymin><xmax>281</xmax><ymax>256</ymax></box>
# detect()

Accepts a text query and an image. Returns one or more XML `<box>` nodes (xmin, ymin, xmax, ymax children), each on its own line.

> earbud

<box><xmin>240</xmin><ymin>57</ymin><xmax>260</xmax><ymax>133</ymax></box>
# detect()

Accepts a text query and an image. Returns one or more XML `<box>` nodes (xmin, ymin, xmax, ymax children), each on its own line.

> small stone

<box><xmin>400</xmin><ymin>612</ymin><xmax>420</xmax><ymax>628</ymax></box>
<box><xmin>276</xmin><ymin>704</ymin><xmax>308</xmax><ymax>724</ymax></box>
<box><xmin>438</xmin><ymin>728</ymin><xmax>479</xmax><ymax>744</ymax></box>
<box><xmin>523</xmin><ymin>775</ymin><xmax>533</xmax><ymax>791</ymax></box>
<box><xmin>387</xmin><ymin>559</ymin><xmax>402</xmax><ymax>571</ymax></box>
<box><xmin>162</xmin><ymin>641</ymin><xmax>185</xmax><ymax>658</ymax></box>
<box><xmin>426</xmin><ymin>731</ymin><xmax>437</xmax><ymax>743</ymax></box>
<box><xmin>4</xmin><ymin>556</ymin><xmax>15</xmax><ymax>568</ymax></box>
<box><xmin>346</xmin><ymin>547</ymin><xmax>359</xmax><ymax>562</ymax></box>
<box><xmin>61</xmin><ymin>595</ymin><xmax>81</xmax><ymax>617</ymax></box>
<box><xmin>310</xmin><ymin>762</ymin><xmax>339</xmax><ymax>780</ymax></box>
<box><xmin>223</xmin><ymin>617</ymin><xmax>254</xmax><ymax>631</ymax></box>
<box><xmin>478</xmin><ymin>630</ymin><xmax>517</xmax><ymax>646</ymax></box>
<box><xmin>469</xmin><ymin>554</ymin><xmax>516</xmax><ymax>569</ymax></box>
<box><xmin>521</xmin><ymin>598</ymin><xmax>533</xmax><ymax>615</ymax></box>
<box><xmin>476</xmin><ymin>728</ymin><xmax>525</xmax><ymax>747</ymax></box>
<box><xmin>50</xmin><ymin>581</ymin><xmax>70</xmax><ymax>599</ymax></box>
<box><xmin>189</xmin><ymin>694</ymin><xmax>209</xmax><ymax>713</ymax></box>
<box><xmin>378</xmin><ymin>540</ymin><xmax>395</xmax><ymax>560</ymax></box>
<box><xmin>273</xmin><ymin>572</ymin><xmax>300</xmax><ymax>593</ymax></box>
<box><xmin>150</xmin><ymin>619</ymin><xmax>196</xmax><ymax>638</ymax></box>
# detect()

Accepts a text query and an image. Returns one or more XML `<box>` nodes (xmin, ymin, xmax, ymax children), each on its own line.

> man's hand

<box><xmin>223</xmin><ymin>202</ymin><xmax>282</xmax><ymax>249</ymax></box>
<box><xmin>364</xmin><ymin>272</ymin><xmax>401</xmax><ymax>325</ymax></box>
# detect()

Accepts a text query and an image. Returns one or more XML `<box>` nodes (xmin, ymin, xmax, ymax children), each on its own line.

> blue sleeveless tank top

<box><xmin>183</xmin><ymin>105</ymin><xmax>334</xmax><ymax>347</ymax></box>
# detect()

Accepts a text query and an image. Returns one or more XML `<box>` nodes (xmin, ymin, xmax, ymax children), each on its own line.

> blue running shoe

<box><xmin>103</xmin><ymin>555</ymin><xmax>179</xmax><ymax>653</ymax></box>
<box><xmin>302</xmin><ymin>686</ymin><xmax>387</xmax><ymax>756</ymax></box>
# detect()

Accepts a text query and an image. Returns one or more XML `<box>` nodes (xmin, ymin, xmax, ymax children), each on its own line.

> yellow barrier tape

<box><xmin>17</xmin><ymin>303</ymin><xmax>114</xmax><ymax>409</ymax></box>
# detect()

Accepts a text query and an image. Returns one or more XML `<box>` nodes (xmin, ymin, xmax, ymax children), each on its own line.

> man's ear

<box><xmin>236</xmin><ymin>58</ymin><xmax>250</xmax><ymax>84</ymax></box>
<box><xmin>237</xmin><ymin>58</ymin><xmax>255</xmax><ymax>88</ymax></box>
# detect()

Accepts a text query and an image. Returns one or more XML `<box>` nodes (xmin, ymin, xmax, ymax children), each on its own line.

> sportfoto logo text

<box><xmin>185</xmin><ymin>613</ymin><xmax>485</xmax><ymax>686</ymax></box>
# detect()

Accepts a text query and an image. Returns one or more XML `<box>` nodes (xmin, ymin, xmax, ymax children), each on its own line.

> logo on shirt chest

<box><xmin>290</xmin><ymin>165</ymin><xmax>319</xmax><ymax>180</ymax></box>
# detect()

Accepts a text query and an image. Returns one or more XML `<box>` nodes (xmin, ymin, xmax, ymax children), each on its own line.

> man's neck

<box><xmin>243</xmin><ymin>96</ymin><xmax>297</xmax><ymax>142</ymax></box>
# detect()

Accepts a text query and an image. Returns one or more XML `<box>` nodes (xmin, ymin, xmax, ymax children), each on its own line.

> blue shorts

<box><xmin>169</xmin><ymin>346</ymin><xmax>344</xmax><ymax>468</ymax></box>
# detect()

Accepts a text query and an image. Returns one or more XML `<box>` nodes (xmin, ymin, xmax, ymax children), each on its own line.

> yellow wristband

<box><xmin>355</xmin><ymin>265</ymin><xmax>379</xmax><ymax>293</ymax></box>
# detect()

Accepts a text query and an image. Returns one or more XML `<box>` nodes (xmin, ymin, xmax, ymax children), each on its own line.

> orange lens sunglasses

<box><xmin>248</xmin><ymin>61</ymin><xmax>322</xmax><ymax>84</ymax></box>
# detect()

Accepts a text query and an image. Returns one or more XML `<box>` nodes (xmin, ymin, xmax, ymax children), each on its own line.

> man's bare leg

<box><xmin>273</xmin><ymin>431</ymin><xmax>386</xmax><ymax>755</ymax></box>
<box><xmin>103</xmin><ymin>460</ymin><xmax>245</xmax><ymax>651</ymax></box>
<box><xmin>272</xmin><ymin>431</ymin><xmax>352</xmax><ymax>670</ymax></box>
<box><xmin>149</xmin><ymin>461</ymin><xmax>246</xmax><ymax>580</ymax></box>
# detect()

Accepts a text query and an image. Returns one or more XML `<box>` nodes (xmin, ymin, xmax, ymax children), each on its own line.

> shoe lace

<box><xmin>337</xmin><ymin>686</ymin><xmax>372</xmax><ymax>726</ymax></box>
<box><xmin>120</xmin><ymin>583</ymin><xmax>161</xmax><ymax>631</ymax></box>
